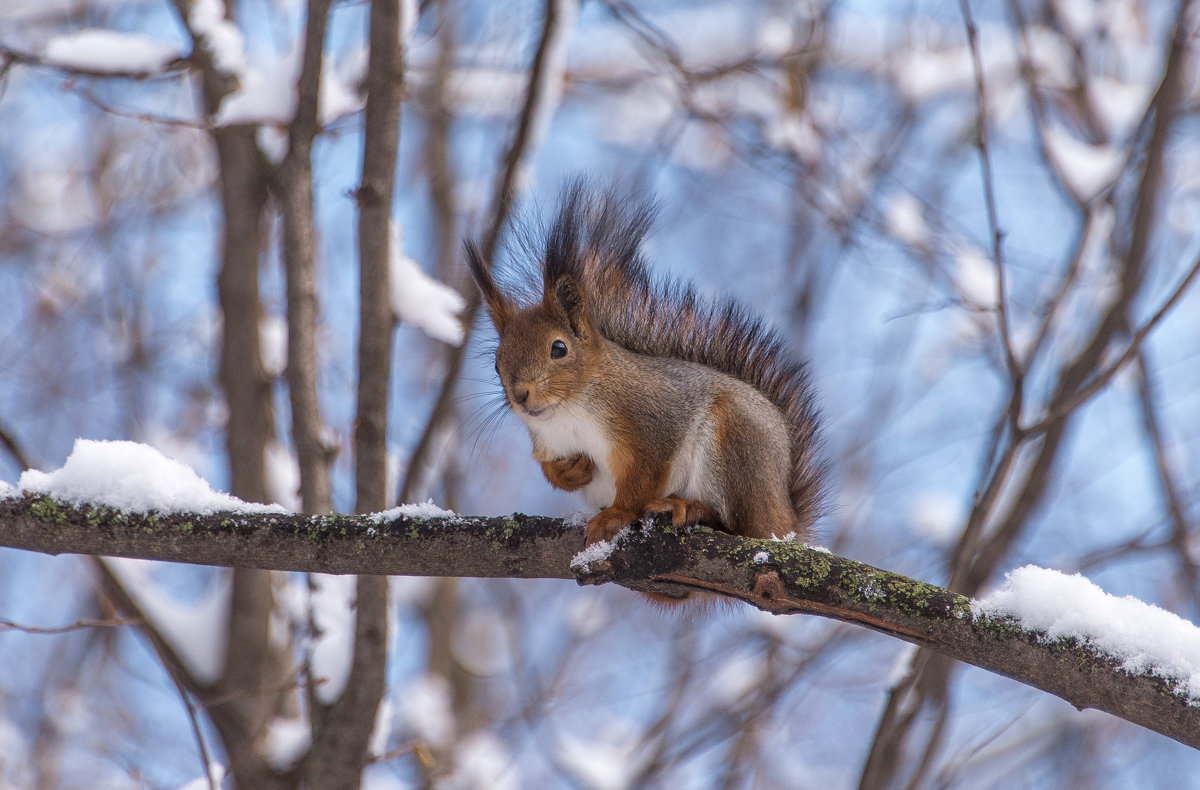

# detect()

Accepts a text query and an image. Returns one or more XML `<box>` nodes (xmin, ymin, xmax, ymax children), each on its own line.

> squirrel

<box><xmin>466</xmin><ymin>181</ymin><xmax>825</xmax><ymax>552</ymax></box>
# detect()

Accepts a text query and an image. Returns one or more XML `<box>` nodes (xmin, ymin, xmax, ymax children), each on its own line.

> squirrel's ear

<box><xmin>465</xmin><ymin>239</ymin><xmax>513</xmax><ymax>331</ymax></box>
<box><xmin>550</xmin><ymin>274</ymin><xmax>593</xmax><ymax>340</ymax></box>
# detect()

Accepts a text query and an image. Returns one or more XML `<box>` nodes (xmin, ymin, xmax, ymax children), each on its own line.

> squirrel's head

<box><xmin>466</xmin><ymin>241</ymin><xmax>601</xmax><ymax>419</ymax></box>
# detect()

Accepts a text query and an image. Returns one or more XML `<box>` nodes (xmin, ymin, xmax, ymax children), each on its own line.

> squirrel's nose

<box><xmin>513</xmin><ymin>385</ymin><xmax>530</xmax><ymax>405</ymax></box>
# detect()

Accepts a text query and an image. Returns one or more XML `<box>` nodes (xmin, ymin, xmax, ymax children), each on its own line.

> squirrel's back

<box><xmin>539</xmin><ymin>181</ymin><xmax>826</xmax><ymax>533</ymax></box>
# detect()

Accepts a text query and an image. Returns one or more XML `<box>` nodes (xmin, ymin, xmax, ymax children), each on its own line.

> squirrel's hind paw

<box><xmin>644</xmin><ymin>495</ymin><xmax>721</xmax><ymax>528</ymax></box>
<box><xmin>584</xmin><ymin>506</ymin><xmax>638</xmax><ymax>546</ymax></box>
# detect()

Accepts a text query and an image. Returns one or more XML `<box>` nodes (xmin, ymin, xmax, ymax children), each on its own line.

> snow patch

<box><xmin>764</xmin><ymin>113</ymin><xmax>822</xmax><ymax>165</ymax></box>
<box><xmin>389</xmin><ymin>575</ymin><xmax>437</xmax><ymax>607</ymax></box>
<box><xmin>264</xmin><ymin>440</ymin><xmax>300</xmax><ymax>511</ymax></box>
<box><xmin>103</xmin><ymin>558</ymin><xmax>231</xmax><ymax>684</ymax></box>
<box><xmin>1056</xmin><ymin>0</ymin><xmax>1099</xmax><ymax>38</ymax></box>
<box><xmin>752</xmin><ymin>551</ymin><xmax>770</xmax><ymax>565</ymax></box>
<box><xmin>1090</xmin><ymin>76</ymin><xmax>1150</xmax><ymax>138</ymax></box>
<box><xmin>18</xmin><ymin>439</ymin><xmax>286</xmax><ymax>514</ymax></box>
<box><xmin>895</xmin><ymin>44</ymin><xmax>976</xmax><ymax>102</ymax></box>
<box><xmin>400</xmin><ymin>0</ymin><xmax>419</xmax><ymax>47</ymax></box>
<box><xmin>265</xmin><ymin>717</ymin><xmax>311</xmax><ymax>769</ymax></box>
<box><xmin>0</xmin><ymin>480</ymin><xmax>16</xmax><ymax>499</ymax></box>
<box><xmin>445</xmin><ymin>731</ymin><xmax>520</xmax><ymax>790</ymax></box>
<box><xmin>1043</xmin><ymin>124</ymin><xmax>1124</xmax><ymax>201</ymax></box>
<box><xmin>371</xmin><ymin>499</ymin><xmax>456</xmax><ymax>522</ymax></box>
<box><xmin>175</xmin><ymin>763</ymin><xmax>227</xmax><ymax>790</ymax></box>
<box><xmin>884</xmin><ymin>193</ymin><xmax>931</xmax><ymax>248</ymax></box>
<box><xmin>973</xmin><ymin>565</ymin><xmax>1200</xmax><ymax>699</ymax></box>
<box><xmin>401</xmin><ymin>673</ymin><xmax>455</xmax><ymax>746</ymax></box>
<box><xmin>712</xmin><ymin>651</ymin><xmax>767</xmax><ymax>705</ymax></box>
<box><xmin>566</xmin><ymin>594</ymin><xmax>609</xmax><ymax>637</ymax></box>
<box><xmin>908</xmin><ymin>489</ymin><xmax>963</xmax><ymax>545</ymax></box>
<box><xmin>756</xmin><ymin>16</ymin><xmax>793</xmax><ymax>58</ymax></box>
<box><xmin>452</xmin><ymin>610</ymin><xmax>511</xmax><ymax>676</ymax></box>
<box><xmin>571</xmin><ymin>537</ymin><xmax>616</xmax><ymax>570</ymax></box>
<box><xmin>390</xmin><ymin>223</ymin><xmax>466</xmax><ymax>345</ymax></box>
<box><xmin>309</xmin><ymin>574</ymin><xmax>356</xmax><ymax>704</ymax></box>
<box><xmin>563</xmin><ymin>511</ymin><xmax>591</xmax><ymax>527</ymax></box>
<box><xmin>259</xmin><ymin>314</ymin><xmax>288</xmax><ymax>378</ymax></box>
<box><xmin>886</xmin><ymin>643</ymin><xmax>918</xmax><ymax>687</ymax></box>
<box><xmin>369</xmin><ymin>696</ymin><xmax>396</xmax><ymax>757</ymax></box>
<box><xmin>189</xmin><ymin>0</ymin><xmax>247</xmax><ymax>75</ymax></box>
<box><xmin>953</xmin><ymin>242</ymin><xmax>998</xmax><ymax>307</ymax></box>
<box><xmin>212</xmin><ymin>44</ymin><xmax>361</xmax><ymax>127</ymax></box>
<box><xmin>43</xmin><ymin>29</ymin><xmax>181</xmax><ymax>74</ymax></box>
<box><xmin>557</xmin><ymin>725</ymin><xmax>640</xmax><ymax>790</ymax></box>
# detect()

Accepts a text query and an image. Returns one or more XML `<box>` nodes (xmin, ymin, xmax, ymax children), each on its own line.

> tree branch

<box><xmin>3</xmin><ymin>494</ymin><xmax>1198</xmax><ymax>752</ymax></box>
<box><xmin>277</xmin><ymin>0</ymin><xmax>336</xmax><ymax>516</ymax></box>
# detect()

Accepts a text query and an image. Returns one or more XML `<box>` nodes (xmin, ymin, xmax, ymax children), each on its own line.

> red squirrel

<box><xmin>467</xmin><ymin>182</ymin><xmax>825</xmax><ymax>549</ymax></box>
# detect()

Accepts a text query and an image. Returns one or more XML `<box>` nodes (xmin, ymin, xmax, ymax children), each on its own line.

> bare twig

<box><xmin>1020</xmin><ymin>251</ymin><xmax>1200</xmax><ymax>437</ymax></box>
<box><xmin>959</xmin><ymin>0</ymin><xmax>1022</xmax><ymax>397</ymax></box>
<box><xmin>0</xmin><ymin>616</ymin><xmax>140</xmax><ymax>634</ymax></box>
<box><xmin>1134</xmin><ymin>351</ymin><xmax>1200</xmax><ymax>612</ymax></box>
<box><xmin>0</xmin><ymin>421</ymin><xmax>33</xmax><ymax>472</ymax></box>
<box><xmin>76</xmin><ymin>84</ymin><xmax>204</xmax><ymax>128</ymax></box>
<box><xmin>165</xmin><ymin>663</ymin><xmax>220</xmax><ymax>790</ymax></box>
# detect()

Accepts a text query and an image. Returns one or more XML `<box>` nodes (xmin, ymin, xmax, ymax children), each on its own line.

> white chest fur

<box><xmin>520</xmin><ymin>407</ymin><xmax>618</xmax><ymax>508</ymax></box>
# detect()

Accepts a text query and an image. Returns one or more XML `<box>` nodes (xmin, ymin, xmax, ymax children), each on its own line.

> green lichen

<box><xmin>878</xmin><ymin>575</ymin><xmax>971</xmax><ymax>619</ymax></box>
<box><xmin>305</xmin><ymin>520</ymin><xmax>327</xmax><ymax>541</ymax></box>
<box><xmin>29</xmin><ymin>497</ymin><xmax>69</xmax><ymax>525</ymax></box>
<box><xmin>483</xmin><ymin>517</ymin><xmax>521</xmax><ymax>551</ymax></box>
<box><xmin>971</xmin><ymin>610</ymin><xmax>1030</xmax><ymax>640</ymax></box>
<box><xmin>762</xmin><ymin>542</ymin><xmax>832</xmax><ymax>589</ymax></box>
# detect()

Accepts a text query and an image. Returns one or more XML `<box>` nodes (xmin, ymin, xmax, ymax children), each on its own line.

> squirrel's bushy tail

<box><xmin>542</xmin><ymin>180</ymin><xmax>826</xmax><ymax>533</ymax></box>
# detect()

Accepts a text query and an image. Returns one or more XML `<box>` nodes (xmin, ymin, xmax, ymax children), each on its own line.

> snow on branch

<box><xmin>18</xmin><ymin>439</ymin><xmax>285</xmax><ymax>515</ymax></box>
<box><xmin>389</xmin><ymin>222</ymin><xmax>466</xmax><ymax>346</ymax></box>
<box><xmin>42</xmin><ymin>29</ymin><xmax>183</xmax><ymax>76</ymax></box>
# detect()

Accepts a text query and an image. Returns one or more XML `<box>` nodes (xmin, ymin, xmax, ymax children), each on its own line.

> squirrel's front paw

<box><xmin>584</xmin><ymin>506</ymin><xmax>637</xmax><ymax>546</ymax></box>
<box><xmin>542</xmin><ymin>454</ymin><xmax>594</xmax><ymax>491</ymax></box>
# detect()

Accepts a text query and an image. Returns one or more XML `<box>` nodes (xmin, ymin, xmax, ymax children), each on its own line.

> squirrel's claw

<box><xmin>584</xmin><ymin>506</ymin><xmax>637</xmax><ymax>546</ymax></box>
<box><xmin>644</xmin><ymin>495</ymin><xmax>721</xmax><ymax>528</ymax></box>
<box><xmin>542</xmin><ymin>454</ymin><xmax>594</xmax><ymax>491</ymax></box>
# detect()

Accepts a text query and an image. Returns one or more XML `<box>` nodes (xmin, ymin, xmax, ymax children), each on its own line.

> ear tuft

<box><xmin>552</xmin><ymin>275</ymin><xmax>592</xmax><ymax>340</ymax></box>
<box><xmin>465</xmin><ymin>239</ymin><xmax>513</xmax><ymax>330</ymax></box>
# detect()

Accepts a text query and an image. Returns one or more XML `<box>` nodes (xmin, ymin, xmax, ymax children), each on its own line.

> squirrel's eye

<box><xmin>550</xmin><ymin>339</ymin><xmax>568</xmax><ymax>359</ymax></box>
